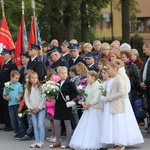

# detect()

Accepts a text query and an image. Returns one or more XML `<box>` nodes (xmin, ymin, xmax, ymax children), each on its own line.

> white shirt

<box><xmin>31</xmin><ymin>56</ymin><xmax>38</xmax><ymax>62</ymax></box>
<box><xmin>143</xmin><ymin>57</ymin><xmax>150</xmax><ymax>81</ymax></box>
<box><xmin>60</xmin><ymin>80</ymin><xmax>65</xmax><ymax>87</ymax></box>
<box><xmin>72</xmin><ymin>55</ymin><xmax>79</xmax><ymax>63</ymax></box>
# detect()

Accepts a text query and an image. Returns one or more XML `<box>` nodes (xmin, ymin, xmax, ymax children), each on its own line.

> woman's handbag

<box><xmin>60</xmin><ymin>91</ymin><xmax>76</xmax><ymax>108</ymax></box>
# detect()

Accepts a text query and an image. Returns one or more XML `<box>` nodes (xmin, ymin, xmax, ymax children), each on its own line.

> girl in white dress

<box><xmin>100</xmin><ymin>62</ymin><xmax>144</xmax><ymax>150</ymax></box>
<box><xmin>69</xmin><ymin>71</ymin><xmax>103</xmax><ymax>150</ymax></box>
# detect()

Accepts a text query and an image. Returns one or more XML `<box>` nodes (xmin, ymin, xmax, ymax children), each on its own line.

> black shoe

<box><xmin>47</xmin><ymin>128</ymin><xmax>51</xmax><ymax>131</ymax></box>
<box><xmin>4</xmin><ymin>127</ymin><xmax>13</xmax><ymax>131</ymax></box>
<box><xmin>20</xmin><ymin>135</ymin><xmax>31</xmax><ymax>141</ymax></box>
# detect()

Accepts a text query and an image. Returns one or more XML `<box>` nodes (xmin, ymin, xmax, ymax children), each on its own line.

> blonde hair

<box><xmin>76</xmin><ymin>62</ymin><xmax>88</xmax><ymax>77</ymax></box>
<box><xmin>83</xmin><ymin>43</ymin><xmax>92</xmax><ymax>51</ymax></box>
<box><xmin>26</xmin><ymin>71</ymin><xmax>42</xmax><ymax>96</ymax></box>
<box><xmin>107</xmin><ymin>62</ymin><xmax>119</xmax><ymax>71</ymax></box>
<box><xmin>114</xmin><ymin>59</ymin><xmax>124</xmax><ymax>67</ymax></box>
<box><xmin>10</xmin><ymin>70</ymin><xmax>20</xmax><ymax>77</ymax></box>
<box><xmin>24</xmin><ymin>69</ymin><xmax>34</xmax><ymax>77</ymax></box>
<box><xmin>98</xmin><ymin>58</ymin><xmax>109</xmax><ymax>66</ymax></box>
<box><xmin>87</xmin><ymin>70</ymin><xmax>98</xmax><ymax>81</ymax></box>
<box><xmin>46</xmin><ymin>69</ymin><xmax>57</xmax><ymax>80</ymax></box>
<box><xmin>109</xmin><ymin>49</ymin><xmax>121</xmax><ymax>59</ymax></box>
<box><xmin>101</xmin><ymin>42</ymin><xmax>110</xmax><ymax>50</ymax></box>
<box><xmin>57</xmin><ymin>66</ymin><xmax>68</xmax><ymax>74</ymax></box>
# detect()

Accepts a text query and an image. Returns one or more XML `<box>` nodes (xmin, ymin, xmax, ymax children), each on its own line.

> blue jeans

<box><xmin>9</xmin><ymin>105</ymin><xmax>25</xmax><ymax>134</ymax></box>
<box><xmin>26</xmin><ymin>114</ymin><xmax>34</xmax><ymax>137</ymax></box>
<box><xmin>32</xmin><ymin>108</ymin><xmax>46</xmax><ymax>142</ymax></box>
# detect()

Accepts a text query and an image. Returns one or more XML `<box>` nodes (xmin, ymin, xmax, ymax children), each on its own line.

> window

<box><xmin>130</xmin><ymin>17</ymin><xmax>150</xmax><ymax>32</ymax></box>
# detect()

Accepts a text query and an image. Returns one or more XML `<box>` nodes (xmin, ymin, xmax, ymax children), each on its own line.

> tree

<box><xmin>121</xmin><ymin>0</ymin><xmax>130</xmax><ymax>43</ymax></box>
<box><xmin>115</xmin><ymin>0</ymin><xmax>140</xmax><ymax>43</ymax></box>
<box><xmin>0</xmin><ymin>0</ymin><xmax>43</xmax><ymax>41</ymax></box>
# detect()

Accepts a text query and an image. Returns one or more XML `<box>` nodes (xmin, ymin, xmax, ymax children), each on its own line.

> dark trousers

<box><xmin>9</xmin><ymin>105</ymin><xmax>25</xmax><ymax>135</ymax></box>
<box><xmin>3</xmin><ymin>98</ymin><xmax>11</xmax><ymax>127</ymax></box>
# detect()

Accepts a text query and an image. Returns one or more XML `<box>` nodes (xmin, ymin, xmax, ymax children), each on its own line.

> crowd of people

<box><xmin>0</xmin><ymin>38</ymin><xmax>150</xmax><ymax>150</ymax></box>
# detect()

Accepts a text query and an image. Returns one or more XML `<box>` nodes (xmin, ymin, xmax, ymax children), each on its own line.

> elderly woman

<box><xmin>130</xmin><ymin>49</ymin><xmax>143</xmax><ymax>70</ymax></box>
<box><xmin>83</xmin><ymin>43</ymin><xmax>93</xmax><ymax>54</ymax></box>
<box><xmin>101</xmin><ymin>42</ymin><xmax>110</xmax><ymax>61</ymax></box>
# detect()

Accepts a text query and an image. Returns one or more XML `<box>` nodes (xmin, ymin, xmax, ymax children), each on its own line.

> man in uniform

<box><xmin>68</xmin><ymin>44</ymin><xmax>85</xmax><ymax>69</ymax></box>
<box><xmin>61</xmin><ymin>40</ymin><xmax>70</xmax><ymax>62</ymax></box>
<box><xmin>84</xmin><ymin>52</ymin><xmax>98</xmax><ymax>72</ymax></box>
<box><xmin>47</xmin><ymin>47</ymin><xmax>68</xmax><ymax>72</ymax></box>
<box><xmin>27</xmin><ymin>44</ymin><xmax>42</xmax><ymax>81</ymax></box>
<box><xmin>0</xmin><ymin>48</ymin><xmax>18</xmax><ymax>131</ymax></box>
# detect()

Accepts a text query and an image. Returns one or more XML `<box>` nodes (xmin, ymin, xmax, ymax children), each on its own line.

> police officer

<box><xmin>27</xmin><ymin>44</ymin><xmax>42</xmax><ymax>81</ymax></box>
<box><xmin>68</xmin><ymin>44</ymin><xmax>85</xmax><ymax>69</ymax></box>
<box><xmin>47</xmin><ymin>47</ymin><xmax>69</xmax><ymax>72</ymax></box>
<box><xmin>84</xmin><ymin>52</ymin><xmax>98</xmax><ymax>72</ymax></box>
<box><xmin>0</xmin><ymin>48</ymin><xmax>18</xmax><ymax>131</ymax></box>
<box><xmin>61</xmin><ymin>40</ymin><xmax>70</xmax><ymax>62</ymax></box>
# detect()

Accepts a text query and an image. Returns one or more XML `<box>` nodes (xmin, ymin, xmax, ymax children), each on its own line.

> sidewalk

<box><xmin>0</xmin><ymin>120</ymin><xmax>149</xmax><ymax>150</ymax></box>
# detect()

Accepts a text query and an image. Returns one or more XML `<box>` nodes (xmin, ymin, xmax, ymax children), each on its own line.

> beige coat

<box><xmin>107</xmin><ymin>75</ymin><xmax>125</xmax><ymax>114</ymax></box>
<box><xmin>85</xmin><ymin>80</ymin><xmax>102</xmax><ymax>109</ymax></box>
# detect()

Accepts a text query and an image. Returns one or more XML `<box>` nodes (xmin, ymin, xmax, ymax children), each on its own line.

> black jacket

<box><xmin>126</xmin><ymin>61</ymin><xmax>140</xmax><ymax>90</ymax></box>
<box><xmin>55</xmin><ymin>79</ymin><xmax>78</xmax><ymax>108</ymax></box>
<box><xmin>51</xmin><ymin>57</ymin><xmax>69</xmax><ymax>72</ymax></box>
<box><xmin>0</xmin><ymin>60</ymin><xmax>18</xmax><ymax>94</ymax></box>
<box><xmin>87</xmin><ymin>64</ymin><xmax>99</xmax><ymax>72</ymax></box>
<box><xmin>27</xmin><ymin>56</ymin><xmax>42</xmax><ymax>80</ymax></box>
<box><xmin>68</xmin><ymin>56</ymin><xmax>85</xmax><ymax>68</ymax></box>
<box><xmin>62</xmin><ymin>53</ymin><xmax>70</xmax><ymax>62</ymax></box>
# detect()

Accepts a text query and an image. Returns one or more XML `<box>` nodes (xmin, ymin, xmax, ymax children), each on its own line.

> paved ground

<box><xmin>0</xmin><ymin>119</ymin><xmax>150</xmax><ymax>150</ymax></box>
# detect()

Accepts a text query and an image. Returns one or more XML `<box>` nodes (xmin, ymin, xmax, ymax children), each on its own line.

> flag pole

<box><xmin>32</xmin><ymin>0</ymin><xmax>37</xmax><ymax>44</ymax></box>
<box><xmin>21</xmin><ymin>0</ymin><xmax>24</xmax><ymax>53</ymax></box>
<box><xmin>1</xmin><ymin>0</ymin><xmax>5</xmax><ymax>18</ymax></box>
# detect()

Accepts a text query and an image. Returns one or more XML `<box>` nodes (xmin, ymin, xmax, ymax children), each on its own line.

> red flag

<box><xmin>0</xmin><ymin>17</ymin><xmax>15</xmax><ymax>49</ymax></box>
<box><xmin>28</xmin><ymin>16</ymin><xmax>37</xmax><ymax>46</ymax></box>
<box><xmin>14</xmin><ymin>18</ymin><xmax>23</xmax><ymax>67</ymax></box>
<box><xmin>0</xmin><ymin>17</ymin><xmax>15</xmax><ymax>66</ymax></box>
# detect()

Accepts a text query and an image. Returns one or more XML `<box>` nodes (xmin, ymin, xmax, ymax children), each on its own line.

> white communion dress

<box><xmin>69</xmin><ymin>80</ymin><xmax>103</xmax><ymax>150</ymax></box>
<box><xmin>100</xmin><ymin>76</ymin><xmax>144</xmax><ymax>147</ymax></box>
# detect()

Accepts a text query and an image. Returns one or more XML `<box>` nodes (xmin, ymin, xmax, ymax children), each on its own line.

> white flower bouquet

<box><xmin>4</xmin><ymin>81</ymin><xmax>14</xmax><ymax>96</ymax></box>
<box><xmin>18</xmin><ymin>108</ymin><xmax>32</xmax><ymax>118</ymax></box>
<box><xmin>99</xmin><ymin>83</ymin><xmax>107</xmax><ymax>96</ymax></box>
<box><xmin>42</xmin><ymin>81</ymin><xmax>60</xmax><ymax>102</ymax></box>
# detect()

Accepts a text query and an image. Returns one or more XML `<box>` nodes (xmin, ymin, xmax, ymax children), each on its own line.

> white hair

<box><xmin>120</xmin><ymin>43</ymin><xmax>131</xmax><ymax>52</ymax></box>
<box><xmin>93</xmin><ymin>40</ymin><xmax>101</xmax><ymax>46</ymax></box>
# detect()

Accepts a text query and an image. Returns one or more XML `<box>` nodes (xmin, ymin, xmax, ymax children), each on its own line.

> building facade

<box><xmin>95</xmin><ymin>0</ymin><xmax>150</xmax><ymax>41</ymax></box>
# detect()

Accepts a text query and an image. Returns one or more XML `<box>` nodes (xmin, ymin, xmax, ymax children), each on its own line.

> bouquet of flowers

<box><xmin>4</xmin><ymin>81</ymin><xmax>14</xmax><ymax>96</ymax></box>
<box><xmin>99</xmin><ymin>83</ymin><xmax>107</xmax><ymax>96</ymax></box>
<box><xmin>42</xmin><ymin>81</ymin><xmax>60</xmax><ymax>102</ymax></box>
<box><xmin>77</xmin><ymin>85</ymin><xmax>88</xmax><ymax>104</ymax></box>
<box><xmin>18</xmin><ymin>108</ymin><xmax>32</xmax><ymax>118</ymax></box>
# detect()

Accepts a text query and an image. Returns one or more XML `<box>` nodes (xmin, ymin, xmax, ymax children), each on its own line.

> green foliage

<box><xmin>0</xmin><ymin>0</ymin><xmax>111</xmax><ymax>43</ymax></box>
<box><xmin>130</xmin><ymin>33</ymin><xmax>145</xmax><ymax>59</ymax></box>
<box><xmin>0</xmin><ymin>0</ymin><xmax>43</xmax><ymax>41</ymax></box>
